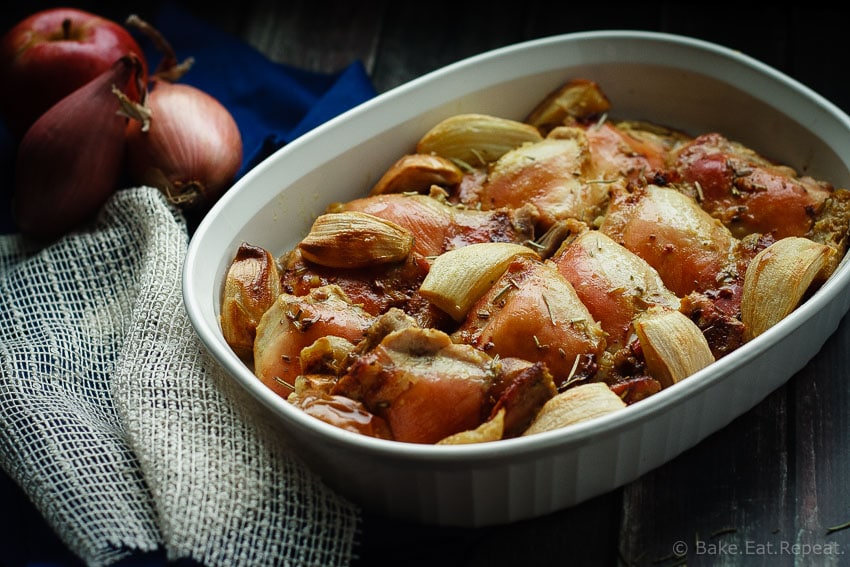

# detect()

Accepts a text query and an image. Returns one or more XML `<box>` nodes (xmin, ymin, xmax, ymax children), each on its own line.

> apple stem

<box><xmin>62</xmin><ymin>18</ymin><xmax>72</xmax><ymax>40</ymax></box>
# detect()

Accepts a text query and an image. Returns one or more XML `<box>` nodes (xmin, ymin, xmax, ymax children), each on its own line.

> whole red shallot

<box><xmin>124</xmin><ymin>79</ymin><xmax>243</xmax><ymax>210</ymax></box>
<box><xmin>13</xmin><ymin>53</ymin><xmax>145</xmax><ymax>240</ymax></box>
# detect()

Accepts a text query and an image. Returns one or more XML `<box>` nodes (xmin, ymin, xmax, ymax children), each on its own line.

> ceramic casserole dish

<box><xmin>183</xmin><ymin>30</ymin><xmax>850</xmax><ymax>527</ymax></box>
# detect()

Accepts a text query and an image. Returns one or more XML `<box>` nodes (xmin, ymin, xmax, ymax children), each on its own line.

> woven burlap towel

<box><xmin>0</xmin><ymin>186</ymin><xmax>360</xmax><ymax>566</ymax></box>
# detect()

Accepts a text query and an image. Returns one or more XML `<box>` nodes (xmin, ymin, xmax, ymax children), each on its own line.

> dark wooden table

<box><xmin>3</xmin><ymin>2</ymin><xmax>849</xmax><ymax>566</ymax></box>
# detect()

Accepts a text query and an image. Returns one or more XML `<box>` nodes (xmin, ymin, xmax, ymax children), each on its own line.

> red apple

<box><xmin>0</xmin><ymin>7</ymin><xmax>147</xmax><ymax>139</ymax></box>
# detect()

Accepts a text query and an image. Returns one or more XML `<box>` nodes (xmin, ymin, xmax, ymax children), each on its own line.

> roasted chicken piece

<box><xmin>466</xmin><ymin>119</ymin><xmax>683</xmax><ymax>233</ymax></box>
<box><xmin>596</xmin><ymin>182</ymin><xmax>833</xmax><ymax>357</ymax></box>
<box><xmin>290</xmin><ymin>309</ymin><xmax>556</xmax><ymax>443</ymax></box>
<box><xmin>485</xmin><ymin>358</ymin><xmax>557</xmax><ymax>438</ymax></box>
<box><xmin>549</xmin><ymin>228</ymin><xmax>680</xmax><ymax>349</ymax></box>
<box><xmin>220</xmin><ymin>242</ymin><xmax>281</xmax><ymax>360</ymax></box>
<box><xmin>579</xmin><ymin>120</ymin><xmax>684</xmax><ymax>185</ymax></box>
<box><xmin>253</xmin><ymin>285</ymin><xmax>375</xmax><ymax>398</ymax></box>
<box><xmin>333</xmin><ymin>192</ymin><xmax>537</xmax><ymax>257</ymax></box>
<box><xmin>452</xmin><ymin>255</ymin><xmax>607</xmax><ymax>388</ymax></box>
<box><xmin>598</xmin><ymin>183</ymin><xmax>758</xmax><ymax>356</ymax></box>
<box><xmin>332</xmin><ymin>326</ymin><xmax>499</xmax><ymax>444</ymax></box>
<box><xmin>549</xmin><ymin>229</ymin><xmax>713</xmax><ymax>391</ymax></box>
<box><xmin>280</xmin><ymin>193</ymin><xmax>537</xmax><ymax>329</ymax></box>
<box><xmin>472</xmin><ymin>131</ymin><xmax>610</xmax><ymax>231</ymax></box>
<box><xmin>600</xmin><ymin>183</ymin><xmax>743</xmax><ymax>300</ymax></box>
<box><xmin>673</xmin><ymin>132</ymin><xmax>842</xmax><ymax>240</ymax></box>
<box><xmin>279</xmin><ymin>248</ymin><xmax>449</xmax><ymax>329</ymax></box>
<box><xmin>599</xmin><ymin>181</ymin><xmax>829</xmax><ymax>343</ymax></box>
<box><xmin>330</xmin><ymin>324</ymin><xmax>558</xmax><ymax>444</ymax></box>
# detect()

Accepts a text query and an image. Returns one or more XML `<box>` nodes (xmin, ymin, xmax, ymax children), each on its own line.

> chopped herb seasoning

<box><xmin>542</xmin><ymin>293</ymin><xmax>556</xmax><ymax>325</ymax></box>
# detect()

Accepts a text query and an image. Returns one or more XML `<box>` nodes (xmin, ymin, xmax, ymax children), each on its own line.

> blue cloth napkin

<box><xmin>143</xmin><ymin>2</ymin><xmax>376</xmax><ymax>178</ymax></box>
<box><xmin>0</xmin><ymin>1</ymin><xmax>377</xmax><ymax>234</ymax></box>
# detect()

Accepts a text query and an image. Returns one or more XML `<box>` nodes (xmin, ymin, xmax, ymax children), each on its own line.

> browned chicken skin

<box><xmin>598</xmin><ymin>183</ymin><xmax>755</xmax><ymax>357</ymax></box>
<box><xmin>452</xmin><ymin>255</ymin><xmax>607</xmax><ymax>388</ymax></box>
<box><xmin>550</xmin><ymin>228</ymin><xmax>680</xmax><ymax>349</ymax></box>
<box><xmin>280</xmin><ymin>192</ymin><xmax>537</xmax><ymax>330</ymax></box>
<box><xmin>333</xmin><ymin>326</ymin><xmax>498</xmax><ymax>444</ymax></box>
<box><xmin>674</xmin><ymin>133</ymin><xmax>832</xmax><ymax>239</ymax></box>
<box><xmin>581</xmin><ymin>121</ymin><xmax>678</xmax><ymax>184</ymax></box>
<box><xmin>335</xmin><ymin>192</ymin><xmax>536</xmax><ymax>257</ymax></box>
<box><xmin>253</xmin><ymin>285</ymin><xmax>375</xmax><ymax>398</ymax></box>
<box><xmin>291</xmin><ymin>310</ymin><xmax>557</xmax><ymax>443</ymax></box>
<box><xmin>600</xmin><ymin>184</ymin><xmax>742</xmax><ymax>299</ymax></box>
<box><xmin>474</xmin><ymin>134</ymin><xmax>608</xmax><ymax>230</ymax></box>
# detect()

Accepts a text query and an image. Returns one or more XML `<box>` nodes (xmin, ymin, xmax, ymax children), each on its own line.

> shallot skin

<box><xmin>125</xmin><ymin>80</ymin><xmax>243</xmax><ymax>211</ymax></box>
<box><xmin>12</xmin><ymin>53</ymin><xmax>144</xmax><ymax>241</ymax></box>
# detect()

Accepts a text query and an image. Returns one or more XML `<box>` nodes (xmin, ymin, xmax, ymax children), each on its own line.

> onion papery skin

<box><xmin>125</xmin><ymin>80</ymin><xmax>243</xmax><ymax>211</ymax></box>
<box><xmin>12</xmin><ymin>53</ymin><xmax>145</xmax><ymax>241</ymax></box>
